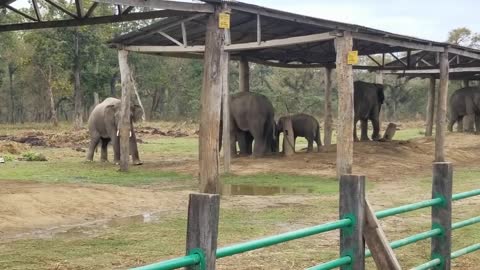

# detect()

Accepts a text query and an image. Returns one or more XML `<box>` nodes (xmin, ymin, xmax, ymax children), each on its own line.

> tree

<box><xmin>447</xmin><ymin>27</ymin><xmax>480</xmax><ymax>48</ymax></box>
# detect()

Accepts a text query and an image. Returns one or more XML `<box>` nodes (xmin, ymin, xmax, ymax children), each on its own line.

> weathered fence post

<box><xmin>324</xmin><ymin>67</ymin><xmax>333</xmax><ymax>146</ymax></box>
<box><xmin>221</xmin><ymin>23</ymin><xmax>231</xmax><ymax>173</ymax></box>
<box><xmin>117</xmin><ymin>49</ymin><xmax>133</xmax><ymax>172</ymax></box>
<box><xmin>186</xmin><ymin>193</ymin><xmax>220</xmax><ymax>270</ymax></box>
<box><xmin>340</xmin><ymin>174</ymin><xmax>365</xmax><ymax>270</ymax></box>
<box><xmin>431</xmin><ymin>162</ymin><xmax>452</xmax><ymax>270</ymax></box>
<box><xmin>239</xmin><ymin>56</ymin><xmax>250</xmax><ymax>92</ymax></box>
<box><xmin>435</xmin><ymin>49</ymin><xmax>449</xmax><ymax>162</ymax></box>
<box><xmin>283</xmin><ymin>117</ymin><xmax>295</xmax><ymax>155</ymax></box>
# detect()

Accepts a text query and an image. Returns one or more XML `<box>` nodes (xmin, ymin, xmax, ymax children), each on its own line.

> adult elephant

<box><xmin>277</xmin><ymin>113</ymin><xmax>321</xmax><ymax>152</ymax></box>
<box><xmin>448</xmin><ymin>87</ymin><xmax>480</xmax><ymax>132</ymax></box>
<box><xmin>86</xmin><ymin>97</ymin><xmax>143</xmax><ymax>165</ymax></box>
<box><xmin>228</xmin><ymin>92</ymin><xmax>277</xmax><ymax>157</ymax></box>
<box><xmin>354</xmin><ymin>81</ymin><xmax>385</xmax><ymax>141</ymax></box>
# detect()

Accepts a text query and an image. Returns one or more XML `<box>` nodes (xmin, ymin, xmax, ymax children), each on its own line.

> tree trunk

<box><xmin>8</xmin><ymin>63</ymin><xmax>15</xmax><ymax>124</ymax></box>
<box><xmin>118</xmin><ymin>50</ymin><xmax>134</xmax><ymax>172</ymax></box>
<box><xmin>131</xmin><ymin>74</ymin><xmax>146</xmax><ymax>122</ymax></box>
<box><xmin>323</xmin><ymin>67</ymin><xmax>333</xmax><ymax>146</ymax></box>
<box><xmin>46</xmin><ymin>66</ymin><xmax>58</xmax><ymax>126</ymax></box>
<box><xmin>110</xmin><ymin>71</ymin><xmax>119</xmax><ymax>97</ymax></box>
<box><xmin>73</xmin><ymin>29</ymin><xmax>83</xmax><ymax>129</ymax></box>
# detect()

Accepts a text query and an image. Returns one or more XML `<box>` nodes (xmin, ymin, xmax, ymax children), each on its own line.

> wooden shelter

<box><xmin>3</xmin><ymin>0</ymin><xmax>480</xmax><ymax>193</ymax></box>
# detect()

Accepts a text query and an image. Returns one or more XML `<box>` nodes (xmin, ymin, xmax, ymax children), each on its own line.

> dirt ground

<box><xmin>1</xmin><ymin>131</ymin><xmax>479</xmax><ymax>239</ymax></box>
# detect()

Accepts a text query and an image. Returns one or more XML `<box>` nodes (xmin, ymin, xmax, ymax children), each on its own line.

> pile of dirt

<box><xmin>0</xmin><ymin>130</ymin><xmax>90</xmax><ymax>149</ymax></box>
<box><xmin>0</xmin><ymin>141</ymin><xmax>30</xmax><ymax>154</ymax></box>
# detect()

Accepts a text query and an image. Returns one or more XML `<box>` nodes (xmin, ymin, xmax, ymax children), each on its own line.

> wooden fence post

<box><xmin>432</xmin><ymin>162</ymin><xmax>452</xmax><ymax>270</ymax></box>
<box><xmin>435</xmin><ymin>49</ymin><xmax>449</xmax><ymax>162</ymax></box>
<box><xmin>335</xmin><ymin>31</ymin><xmax>354</xmax><ymax>178</ymax></box>
<box><xmin>186</xmin><ymin>193</ymin><xmax>220</xmax><ymax>270</ymax></box>
<box><xmin>324</xmin><ymin>67</ymin><xmax>333</xmax><ymax>146</ymax></box>
<box><xmin>117</xmin><ymin>49</ymin><xmax>133</xmax><ymax>172</ymax></box>
<box><xmin>221</xmin><ymin>25</ymin><xmax>231</xmax><ymax>173</ymax></box>
<box><xmin>340</xmin><ymin>174</ymin><xmax>365</xmax><ymax>270</ymax></box>
<box><xmin>425</xmin><ymin>77</ymin><xmax>436</xmax><ymax>137</ymax></box>
<box><xmin>283</xmin><ymin>117</ymin><xmax>295</xmax><ymax>155</ymax></box>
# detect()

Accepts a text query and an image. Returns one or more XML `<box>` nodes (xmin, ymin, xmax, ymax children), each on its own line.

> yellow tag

<box><xmin>347</xmin><ymin>50</ymin><xmax>359</xmax><ymax>65</ymax></box>
<box><xmin>218</xmin><ymin>12</ymin><xmax>230</xmax><ymax>29</ymax></box>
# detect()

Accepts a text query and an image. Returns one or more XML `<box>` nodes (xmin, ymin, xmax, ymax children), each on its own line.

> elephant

<box><xmin>227</xmin><ymin>92</ymin><xmax>277</xmax><ymax>157</ymax></box>
<box><xmin>277</xmin><ymin>113</ymin><xmax>321</xmax><ymax>152</ymax></box>
<box><xmin>86</xmin><ymin>97</ymin><xmax>143</xmax><ymax>164</ymax></box>
<box><xmin>448</xmin><ymin>87</ymin><xmax>480</xmax><ymax>132</ymax></box>
<box><xmin>353</xmin><ymin>81</ymin><xmax>385</xmax><ymax>141</ymax></box>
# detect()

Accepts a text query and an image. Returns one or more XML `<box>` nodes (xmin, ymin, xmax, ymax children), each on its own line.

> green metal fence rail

<box><xmin>216</xmin><ymin>218</ymin><xmax>351</xmax><ymax>258</ymax></box>
<box><xmin>305</xmin><ymin>256</ymin><xmax>352</xmax><ymax>270</ymax></box>
<box><xmin>131</xmin><ymin>187</ymin><xmax>480</xmax><ymax>270</ymax></box>
<box><xmin>131</xmin><ymin>254</ymin><xmax>201</xmax><ymax>270</ymax></box>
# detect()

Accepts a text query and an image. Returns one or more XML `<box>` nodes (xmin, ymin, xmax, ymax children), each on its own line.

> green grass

<box><xmin>0</xmin><ymin>160</ymin><xmax>189</xmax><ymax>186</ymax></box>
<box><xmin>394</xmin><ymin>127</ymin><xmax>425</xmax><ymax>140</ymax></box>
<box><xmin>140</xmin><ymin>137</ymin><xmax>198</xmax><ymax>156</ymax></box>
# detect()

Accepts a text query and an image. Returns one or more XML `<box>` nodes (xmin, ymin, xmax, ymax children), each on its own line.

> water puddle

<box><xmin>221</xmin><ymin>184</ymin><xmax>314</xmax><ymax>196</ymax></box>
<box><xmin>3</xmin><ymin>212</ymin><xmax>160</xmax><ymax>242</ymax></box>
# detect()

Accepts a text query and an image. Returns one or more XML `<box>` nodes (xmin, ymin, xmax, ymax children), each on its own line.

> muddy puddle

<box><xmin>221</xmin><ymin>184</ymin><xmax>314</xmax><ymax>196</ymax></box>
<box><xmin>2</xmin><ymin>212</ymin><xmax>160</xmax><ymax>242</ymax></box>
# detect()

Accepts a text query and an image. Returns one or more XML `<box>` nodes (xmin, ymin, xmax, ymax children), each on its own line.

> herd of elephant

<box><xmin>84</xmin><ymin>81</ymin><xmax>479</xmax><ymax>163</ymax></box>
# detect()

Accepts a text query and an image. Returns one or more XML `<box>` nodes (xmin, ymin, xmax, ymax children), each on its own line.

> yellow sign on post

<box><xmin>219</xmin><ymin>12</ymin><xmax>230</xmax><ymax>29</ymax></box>
<box><xmin>347</xmin><ymin>50</ymin><xmax>359</xmax><ymax>65</ymax></box>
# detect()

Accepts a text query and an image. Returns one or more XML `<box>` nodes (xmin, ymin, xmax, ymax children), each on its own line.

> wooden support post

<box><xmin>221</xmin><ymin>28</ymin><xmax>231</xmax><ymax>173</ymax></box>
<box><xmin>375</xmin><ymin>71</ymin><xmax>385</xmax><ymax>124</ymax></box>
<box><xmin>283</xmin><ymin>117</ymin><xmax>295</xmax><ymax>155</ymax></box>
<box><xmin>435</xmin><ymin>49</ymin><xmax>449</xmax><ymax>162</ymax></box>
<box><xmin>239</xmin><ymin>57</ymin><xmax>250</xmax><ymax>92</ymax></box>
<box><xmin>431</xmin><ymin>162</ymin><xmax>452</xmax><ymax>270</ymax></box>
<box><xmin>186</xmin><ymin>193</ymin><xmax>220</xmax><ymax>270</ymax></box>
<box><xmin>117</xmin><ymin>49</ymin><xmax>133</xmax><ymax>172</ymax></box>
<box><xmin>426</xmin><ymin>77</ymin><xmax>436</xmax><ymax>137</ymax></box>
<box><xmin>463</xmin><ymin>79</ymin><xmax>470</xmax><ymax>87</ymax></box>
<box><xmin>324</xmin><ymin>67</ymin><xmax>333</xmax><ymax>146</ymax></box>
<box><xmin>364</xmin><ymin>200</ymin><xmax>401</xmax><ymax>270</ymax></box>
<box><xmin>335</xmin><ymin>31</ymin><xmax>354</xmax><ymax>178</ymax></box>
<box><xmin>199</xmin><ymin>6</ymin><xmax>227</xmax><ymax>193</ymax></box>
<box><xmin>340</xmin><ymin>175</ymin><xmax>365</xmax><ymax>270</ymax></box>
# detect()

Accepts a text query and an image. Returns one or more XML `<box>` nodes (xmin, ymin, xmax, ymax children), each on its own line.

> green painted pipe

<box><xmin>216</xmin><ymin>219</ymin><xmax>352</xmax><ymax>258</ymax></box>
<box><xmin>451</xmin><ymin>243</ymin><xmax>480</xmax><ymax>259</ymax></box>
<box><xmin>365</xmin><ymin>228</ymin><xmax>442</xmax><ymax>257</ymax></box>
<box><xmin>305</xmin><ymin>256</ymin><xmax>351</xmax><ymax>270</ymax></box>
<box><xmin>375</xmin><ymin>198</ymin><xmax>443</xmax><ymax>219</ymax></box>
<box><xmin>411</xmin><ymin>258</ymin><xmax>441</xmax><ymax>270</ymax></box>
<box><xmin>452</xmin><ymin>216</ymin><xmax>480</xmax><ymax>230</ymax></box>
<box><xmin>130</xmin><ymin>254</ymin><xmax>200</xmax><ymax>270</ymax></box>
<box><xmin>452</xmin><ymin>189</ymin><xmax>480</xmax><ymax>201</ymax></box>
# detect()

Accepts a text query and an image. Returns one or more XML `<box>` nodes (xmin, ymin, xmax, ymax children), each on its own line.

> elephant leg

<box><xmin>100</xmin><ymin>138</ymin><xmax>110</xmax><ymax>162</ymax></box>
<box><xmin>307</xmin><ymin>137</ymin><xmax>313</xmax><ymax>153</ymax></box>
<box><xmin>86</xmin><ymin>135</ymin><xmax>101</xmax><ymax>161</ymax></box>
<box><xmin>448</xmin><ymin>115</ymin><xmax>456</xmax><ymax>132</ymax></box>
<box><xmin>353</xmin><ymin>118</ymin><xmax>359</xmax><ymax>142</ymax></box>
<box><xmin>475</xmin><ymin>114</ymin><xmax>480</xmax><ymax>133</ymax></box>
<box><xmin>237</xmin><ymin>131</ymin><xmax>249</xmax><ymax>156</ymax></box>
<box><xmin>246</xmin><ymin>132</ymin><xmax>254</xmax><ymax>155</ymax></box>
<box><xmin>457</xmin><ymin>116</ymin><xmax>464</xmax><ymax>132</ymax></box>
<box><xmin>371</xmin><ymin>118</ymin><xmax>381</xmax><ymax>141</ymax></box>
<box><xmin>251</xmin><ymin>126</ymin><xmax>266</xmax><ymax>158</ymax></box>
<box><xmin>111</xmin><ymin>134</ymin><xmax>121</xmax><ymax>164</ymax></box>
<box><xmin>360</xmin><ymin>120</ymin><xmax>369</xmax><ymax>141</ymax></box>
<box><xmin>129</xmin><ymin>129</ymin><xmax>143</xmax><ymax>165</ymax></box>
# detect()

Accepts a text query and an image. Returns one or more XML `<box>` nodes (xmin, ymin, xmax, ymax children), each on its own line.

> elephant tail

<box><xmin>377</xmin><ymin>87</ymin><xmax>385</xmax><ymax>105</ymax></box>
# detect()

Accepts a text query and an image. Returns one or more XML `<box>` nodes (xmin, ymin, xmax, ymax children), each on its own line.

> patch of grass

<box><xmin>21</xmin><ymin>152</ymin><xmax>48</xmax><ymax>161</ymax></box>
<box><xmin>223</xmin><ymin>173</ymin><xmax>341</xmax><ymax>195</ymax></box>
<box><xmin>140</xmin><ymin>137</ymin><xmax>198</xmax><ymax>157</ymax></box>
<box><xmin>394</xmin><ymin>127</ymin><xmax>425</xmax><ymax>140</ymax></box>
<box><xmin>0</xmin><ymin>161</ymin><xmax>189</xmax><ymax>186</ymax></box>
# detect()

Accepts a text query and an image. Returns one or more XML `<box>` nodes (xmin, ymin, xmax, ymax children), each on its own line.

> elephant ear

<box><xmin>104</xmin><ymin>104</ymin><xmax>117</xmax><ymax>124</ymax></box>
<box><xmin>131</xmin><ymin>104</ymin><xmax>144</xmax><ymax>123</ymax></box>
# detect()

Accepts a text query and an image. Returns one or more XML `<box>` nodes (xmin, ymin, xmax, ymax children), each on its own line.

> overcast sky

<box><xmin>240</xmin><ymin>0</ymin><xmax>480</xmax><ymax>42</ymax></box>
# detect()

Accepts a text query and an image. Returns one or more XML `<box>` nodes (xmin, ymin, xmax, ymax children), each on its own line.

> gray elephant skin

<box><xmin>86</xmin><ymin>97</ymin><xmax>143</xmax><ymax>164</ymax></box>
<box><xmin>277</xmin><ymin>113</ymin><xmax>321</xmax><ymax>152</ymax></box>
<box><xmin>448</xmin><ymin>87</ymin><xmax>480</xmax><ymax>132</ymax></box>
<box><xmin>227</xmin><ymin>92</ymin><xmax>277</xmax><ymax>157</ymax></box>
<box><xmin>354</xmin><ymin>81</ymin><xmax>385</xmax><ymax>141</ymax></box>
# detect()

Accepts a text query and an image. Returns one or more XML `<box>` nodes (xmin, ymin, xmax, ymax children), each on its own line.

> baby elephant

<box><xmin>277</xmin><ymin>113</ymin><xmax>322</xmax><ymax>152</ymax></box>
